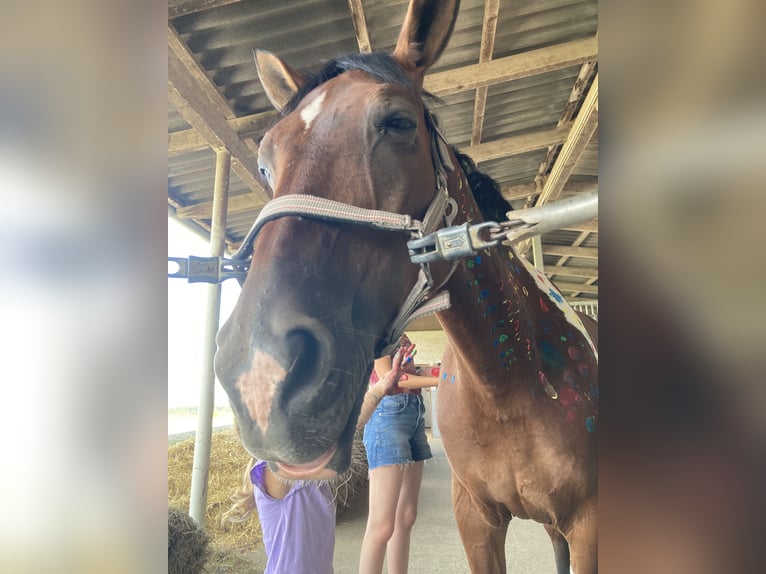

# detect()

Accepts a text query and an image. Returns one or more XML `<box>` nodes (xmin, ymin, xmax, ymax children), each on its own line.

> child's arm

<box><xmin>263</xmin><ymin>464</ymin><xmax>291</xmax><ymax>499</ymax></box>
<box><xmin>397</xmin><ymin>370</ymin><xmax>440</xmax><ymax>389</ymax></box>
<box><xmin>356</xmin><ymin>345</ymin><xmax>412</xmax><ymax>429</ymax></box>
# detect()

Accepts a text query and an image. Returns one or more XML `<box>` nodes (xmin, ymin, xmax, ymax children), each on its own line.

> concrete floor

<box><xmin>248</xmin><ymin>435</ymin><xmax>557</xmax><ymax>573</ymax></box>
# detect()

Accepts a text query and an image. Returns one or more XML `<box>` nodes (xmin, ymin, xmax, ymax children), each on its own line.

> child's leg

<box><xmin>359</xmin><ymin>465</ymin><xmax>406</xmax><ymax>574</ymax></box>
<box><xmin>386</xmin><ymin>461</ymin><xmax>424</xmax><ymax>574</ymax></box>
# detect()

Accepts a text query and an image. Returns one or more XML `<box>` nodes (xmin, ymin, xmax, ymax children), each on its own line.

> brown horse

<box><xmin>214</xmin><ymin>1</ymin><xmax>598</xmax><ymax>572</ymax></box>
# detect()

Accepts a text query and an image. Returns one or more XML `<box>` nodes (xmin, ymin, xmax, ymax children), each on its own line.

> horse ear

<box><xmin>254</xmin><ymin>49</ymin><xmax>307</xmax><ymax>112</ymax></box>
<box><xmin>392</xmin><ymin>0</ymin><xmax>460</xmax><ymax>84</ymax></box>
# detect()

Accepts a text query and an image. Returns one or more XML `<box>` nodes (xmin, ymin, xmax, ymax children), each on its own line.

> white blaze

<box><xmin>300</xmin><ymin>90</ymin><xmax>326</xmax><ymax>130</ymax></box>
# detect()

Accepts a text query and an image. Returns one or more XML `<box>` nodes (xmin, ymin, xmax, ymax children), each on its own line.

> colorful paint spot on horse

<box><xmin>563</xmin><ymin>370</ymin><xmax>577</xmax><ymax>386</ymax></box>
<box><xmin>585</xmin><ymin>416</ymin><xmax>596</xmax><ymax>433</ymax></box>
<box><xmin>482</xmin><ymin>304</ymin><xmax>497</xmax><ymax>319</ymax></box>
<box><xmin>568</xmin><ymin>346</ymin><xmax>581</xmax><ymax>360</ymax></box>
<box><xmin>578</xmin><ymin>363</ymin><xmax>590</xmax><ymax>377</ymax></box>
<box><xmin>467</xmin><ymin>260</ymin><xmax>475</xmax><ymax>269</ymax></box>
<box><xmin>540</xmin><ymin>340</ymin><xmax>565</xmax><ymax>371</ymax></box>
<box><xmin>548</xmin><ymin>288</ymin><xmax>564</xmax><ymax>303</ymax></box>
<box><xmin>515</xmin><ymin>254</ymin><xmax>597</xmax><ymax>359</ymax></box>
<box><xmin>538</xmin><ymin>371</ymin><xmax>558</xmax><ymax>399</ymax></box>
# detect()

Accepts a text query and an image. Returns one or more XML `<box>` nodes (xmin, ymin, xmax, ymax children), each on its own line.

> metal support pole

<box><xmin>189</xmin><ymin>149</ymin><xmax>230</xmax><ymax>526</ymax></box>
<box><xmin>531</xmin><ymin>235</ymin><xmax>545</xmax><ymax>272</ymax></box>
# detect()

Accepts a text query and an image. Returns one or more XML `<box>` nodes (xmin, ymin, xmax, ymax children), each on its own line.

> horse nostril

<box><xmin>280</xmin><ymin>323</ymin><xmax>334</xmax><ymax>413</ymax></box>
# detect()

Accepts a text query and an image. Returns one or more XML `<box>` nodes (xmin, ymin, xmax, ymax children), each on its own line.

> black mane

<box><xmin>454</xmin><ymin>149</ymin><xmax>513</xmax><ymax>222</ymax></box>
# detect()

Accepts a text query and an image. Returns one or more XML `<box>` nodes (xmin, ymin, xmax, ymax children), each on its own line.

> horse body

<box><xmin>213</xmin><ymin>1</ymin><xmax>597</xmax><ymax>571</ymax></box>
<box><xmin>432</xmin><ymin>164</ymin><xmax>598</xmax><ymax>572</ymax></box>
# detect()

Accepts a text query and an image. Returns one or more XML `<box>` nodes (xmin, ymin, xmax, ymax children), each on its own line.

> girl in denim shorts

<box><xmin>355</xmin><ymin>335</ymin><xmax>440</xmax><ymax>574</ymax></box>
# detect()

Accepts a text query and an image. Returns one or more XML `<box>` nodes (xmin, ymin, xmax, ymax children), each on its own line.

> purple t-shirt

<box><xmin>251</xmin><ymin>460</ymin><xmax>336</xmax><ymax>574</ymax></box>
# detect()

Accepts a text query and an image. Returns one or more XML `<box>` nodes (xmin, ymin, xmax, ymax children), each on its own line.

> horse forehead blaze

<box><xmin>298</xmin><ymin>90</ymin><xmax>326</xmax><ymax>131</ymax></box>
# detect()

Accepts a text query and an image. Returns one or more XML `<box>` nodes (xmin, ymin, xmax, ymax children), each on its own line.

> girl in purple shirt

<box><xmin>250</xmin><ymin>461</ymin><xmax>336</xmax><ymax>574</ymax></box>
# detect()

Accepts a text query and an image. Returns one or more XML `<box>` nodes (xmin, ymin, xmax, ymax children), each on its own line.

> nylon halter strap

<box><xmin>230</xmin><ymin>109</ymin><xmax>456</xmax><ymax>357</ymax></box>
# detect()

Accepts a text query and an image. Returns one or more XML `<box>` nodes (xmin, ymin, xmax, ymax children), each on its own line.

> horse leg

<box><xmin>566</xmin><ymin>496</ymin><xmax>597</xmax><ymax>574</ymax></box>
<box><xmin>544</xmin><ymin>524</ymin><xmax>571</xmax><ymax>574</ymax></box>
<box><xmin>451</xmin><ymin>474</ymin><xmax>509</xmax><ymax>574</ymax></box>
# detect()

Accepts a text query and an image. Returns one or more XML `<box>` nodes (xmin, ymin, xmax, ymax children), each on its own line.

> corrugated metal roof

<box><xmin>168</xmin><ymin>0</ymin><xmax>599</xmax><ymax>302</ymax></box>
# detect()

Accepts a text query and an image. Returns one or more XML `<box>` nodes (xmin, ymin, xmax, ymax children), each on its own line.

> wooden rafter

<box><xmin>168</xmin><ymin>24</ymin><xmax>269</xmax><ymax>206</ymax></box>
<box><xmin>425</xmin><ymin>35</ymin><xmax>597</xmax><ymax>97</ymax></box>
<box><xmin>347</xmin><ymin>0</ymin><xmax>372</xmax><ymax>53</ymax></box>
<box><xmin>536</xmin><ymin>73</ymin><xmax>599</xmax><ymax>206</ymax></box>
<box><xmin>532</xmin><ymin>61</ymin><xmax>598</xmax><ymax>204</ymax></box>
<box><xmin>551</xmin><ymin>281</ymin><xmax>598</xmax><ymax>295</ymax></box>
<box><xmin>470</xmin><ymin>0</ymin><xmax>501</xmax><ymax>146</ymax></box>
<box><xmin>169</xmin><ymin>0</ymin><xmax>242</xmax><ymax>19</ymax></box>
<box><xmin>542</xmin><ymin>245</ymin><xmax>597</xmax><ymax>259</ymax></box>
<box><xmin>501</xmin><ymin>179</ymin><xmax>597</xmax><ymax>203</ymax></box>
<box><xmin>464</xmin><ymin>124</ymin><xmax>570</xmax><ymax>163</ymax></box>
<box><xmin>168</xmin><ymin>111</ymin><xmax>278</xmax><ymax>156</ymax></box>
<box><xmin>544</xmin><ymin>265</ymin><xmax>598</xmax><ymax>279</ymax></box>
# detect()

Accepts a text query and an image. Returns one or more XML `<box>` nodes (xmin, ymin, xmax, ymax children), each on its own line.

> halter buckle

<box><xmin>407</xmin><ymin>221</ymin><xmax>499</xmax><ymax>264</ymax></box>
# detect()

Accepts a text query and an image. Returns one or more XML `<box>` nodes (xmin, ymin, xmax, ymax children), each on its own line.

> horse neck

<box><xmin>435</xmin><ymin>164</ymin><xmax>590</xmax><ymax>393</ymax></box>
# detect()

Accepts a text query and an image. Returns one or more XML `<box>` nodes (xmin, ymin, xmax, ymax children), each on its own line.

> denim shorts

<box><xmin>363</xmin><ymin>394</ymin><xmax>432</xmax><ymax>470</ymax></box>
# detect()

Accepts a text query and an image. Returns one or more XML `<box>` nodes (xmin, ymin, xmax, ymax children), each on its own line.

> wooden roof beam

<box><xmin>176</xmin><ymin>195</ymin><xmax>263</xmax><ymax>219</ymax></box>
<box><xmin>551</xmin><ymin>281</ymin><xmax>598</xmax><ymax>295</ymax></box>
<box><xmin>464</xmin><ymin>124</ymin><xmax>570</xmax><ymax>163</ymax></box>
<box><xmin>545</xmin><ymin>265</ymin><xmax>598</xmax><ymax>279</ymax></box>
<box><xmin>501</xmin><ymin>180</ymin><xmax>598</xmax><ymax>203</ymax></box>
<box><xmin>347</xmin><ymin>0</ymin><xmax>372</xmax><ymax>53</ymax></box>
<box><xmin>168</xmin><ymin>24</ymin><xmax>270</xmax><ymax>204</ymax></box>
<box><xmin>425</xmin><ymin>35</ymin><xmax>598</xmax><ymax>97</ymax></box>
<box><xmin>536</xmin><ymin>73</ymin><xmax>599</xmax><ymax>206</ymax></box>
<box><xmin>168</xmin><ymin>111</ymin><xmax>278</xmax><ymax>156</ymax></box>
<box><xmin>169</xmin><ymin>0</ymin><xmax>242</xmax><ymax>19</ymax></box>
<box><xmin>470</xmin><ymin>0</ymin><xmax>501</xmax><ymax>146</ymax></box>
<box><xmin>542</xmin><ymin>245</ymin><xmax>598</xmax><ymax>259</ymax></box>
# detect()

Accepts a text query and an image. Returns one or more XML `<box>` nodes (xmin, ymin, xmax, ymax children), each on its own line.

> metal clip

<box><xmin>168</xmin><ymin>256</ymin><xmax>249</xmax><ymax>284</ymax></box>
<box><xmin>407</xmin><ymin>221</ymin><xmax>499</xmax><ymax>263</ymax></box>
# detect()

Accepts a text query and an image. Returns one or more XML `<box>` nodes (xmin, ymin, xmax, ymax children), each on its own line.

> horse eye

<box><xmin>259</xmin><ymin>166</ymin><xmax>273</xmax><ymax>186</ymax></box>
<box><xmin>385</xmin><ymin>117</ymin><xmax>416</xmax><ymax>131</ymax></box>
<box><xmin>376</xmin><ymin>109</ymin><xmax>418</xmax><ymax>135</ymax></box>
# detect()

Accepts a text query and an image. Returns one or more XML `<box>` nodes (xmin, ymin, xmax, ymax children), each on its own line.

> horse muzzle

<box><xmin>215</xmin><ymin>301</ymin><xmax>361</xmax><ymax>477</ymax></box>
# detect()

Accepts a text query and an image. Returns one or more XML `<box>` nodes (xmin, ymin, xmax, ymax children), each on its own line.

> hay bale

<box><xmin>168</xmin><ymin>507</ymin><xmax>209</xmax><ymax>574</ymax></box>
<box><xmin>168</xmin><ymin>429</ymin><xmax>263</xmax><ymax>552</ymax></box>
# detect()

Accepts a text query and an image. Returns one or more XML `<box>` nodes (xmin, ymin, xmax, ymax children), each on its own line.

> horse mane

<box><xmin>453</xmin><ymin>149</ymin><xmax>513</xmax><ymax>222</ymax></box>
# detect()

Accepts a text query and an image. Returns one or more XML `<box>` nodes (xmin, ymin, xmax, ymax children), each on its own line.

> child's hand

<box><xmin>380</xmin><ymin>343</ymin><xmax>416</xmax><ymax>395</ymax></box>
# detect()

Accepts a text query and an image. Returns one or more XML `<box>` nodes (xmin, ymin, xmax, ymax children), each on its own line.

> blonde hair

<box><xmin>220</xmin><ymin>457</ymin><xmax>257</xmax><ymax>528</ymax></box>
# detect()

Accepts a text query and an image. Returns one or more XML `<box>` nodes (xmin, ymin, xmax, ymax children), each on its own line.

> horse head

<box><xmin>214</xmin><ymin>0</ymin><xmax>460</xmax><ymax>479</ymax></box>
